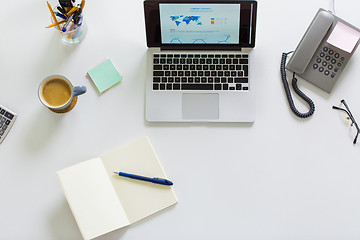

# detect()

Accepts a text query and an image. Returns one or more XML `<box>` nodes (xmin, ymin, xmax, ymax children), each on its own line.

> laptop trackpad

<box><xmin>182</xmin><ymin>93</ymin><xmax>219</xmax><ymax>120</ymax></box>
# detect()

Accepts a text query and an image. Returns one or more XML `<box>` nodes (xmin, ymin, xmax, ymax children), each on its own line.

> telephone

<box><xmin>281</xmin><ymin>8</ymin><xmax>360</xmax><ymax>118</ymax></box>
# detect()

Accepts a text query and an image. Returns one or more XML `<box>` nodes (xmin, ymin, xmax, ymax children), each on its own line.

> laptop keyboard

<box><xmin>152</xmin><ymin>53</ymin><xmax>249</xmax><ymax>91</ymax></box>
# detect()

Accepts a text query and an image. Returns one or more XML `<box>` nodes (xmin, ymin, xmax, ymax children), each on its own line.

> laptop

<box><xmin>144</xmin><ymin>0</ymin><xmax>257</xmax><ymax>122</ymax></box>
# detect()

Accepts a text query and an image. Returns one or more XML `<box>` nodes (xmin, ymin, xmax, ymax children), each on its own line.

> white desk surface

<box><xmin>1</xmin><ymin>0</ymin><xmax>360</xmax><ymax>239</ymax></box>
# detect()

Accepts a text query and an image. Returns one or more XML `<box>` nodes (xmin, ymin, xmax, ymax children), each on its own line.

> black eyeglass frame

<box><xmin>332</xmin><ymin>99</ymin><xmax>360</xmax><ymax>144</ymax></box>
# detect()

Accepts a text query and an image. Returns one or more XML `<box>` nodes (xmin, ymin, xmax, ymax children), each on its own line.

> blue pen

<box><xmin>62</xmin><ymin>14</ymin><xmax>74</xmax><ymax>32</ymax></box>
<box><xmin>56</xmin><ymin>12</ymin><xmax>67</xmax><ymax>20</ymax></box>
<box><xmin>113</xmin><ymin>171</ymin><xmax>173</xmax><ymax>186</ymax></box>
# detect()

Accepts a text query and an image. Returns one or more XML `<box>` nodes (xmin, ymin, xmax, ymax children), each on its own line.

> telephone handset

<box><xmin>281</xmin><ymin>8</ymin><xmax>360</xmax><ymax>118</ymax></box>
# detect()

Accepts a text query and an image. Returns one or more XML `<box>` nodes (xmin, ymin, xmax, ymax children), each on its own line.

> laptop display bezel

<box><xmin>144</xmin><ymin>0</ymin><xmax>257</xmax><ymax>50</ymax></box>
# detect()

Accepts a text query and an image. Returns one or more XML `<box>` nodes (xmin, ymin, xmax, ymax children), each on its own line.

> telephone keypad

<box><xmin>313</xmin><ymin>46</ymin><xmax>345</xmax><ymax>78</ymax></box>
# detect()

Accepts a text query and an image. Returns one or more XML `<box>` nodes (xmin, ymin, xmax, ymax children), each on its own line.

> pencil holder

<box><xmin>50</xmin><ymin>6</ymin><xmax>87</xmax><ymax>45</ymax></box>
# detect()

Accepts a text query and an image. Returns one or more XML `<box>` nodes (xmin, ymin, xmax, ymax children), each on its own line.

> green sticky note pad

<box><xmin>87</xmin><ymin>58</ymin><xmax>122</xmax><ymax>93</ymax></box>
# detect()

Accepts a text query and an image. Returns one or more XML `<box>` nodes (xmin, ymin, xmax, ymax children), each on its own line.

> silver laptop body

<box><xmin>144</xmin><ymin>0</ymin><xmax>257</xmax><ymax>122</ymax></box>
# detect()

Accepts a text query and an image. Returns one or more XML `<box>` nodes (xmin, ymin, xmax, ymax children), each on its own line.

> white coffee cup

<box><xmin>38</xmin><ymin>75</ymin><xmax>86</xmax><ymax>111</ymax></box>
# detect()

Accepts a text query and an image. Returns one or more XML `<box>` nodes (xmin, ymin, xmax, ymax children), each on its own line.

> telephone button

<box><xmin>331</xmin><ymin>59</ymin><xmax>336</xmax><ymax>64</ymax></box>
<box><xmin>323</xmin><ymin>47</ymin><xmax>328</xmax><ymax>52</ymax></box>
<box><xmin>319</xmin><ymin>67</ymin><xmax>324</xmax><ymax>72</ymax></box>
<box><xmin>322</xmin><ymin>61</ymin><xmax>327</xmax><ymax>66</ymax></box>
<box><xmin>331</xmin><ymin>74</ymin><xmax>336</xmax><ymax>78</ymax></box>
<box><xmin>320</xmin><ymin>52</ymin><xmax>325</xmax><ymax>57</ymax></box>
<box><xmin>328</xmin><ymin>64</ymin><xmax>333</xmax><ymax>70</ymax></box>
<box><xmin>313</xmin><ymin>63</ymin><xmax>319</xmax><ymax>69</ymax></box>
<box><xmin>325</xmin><ymin>56</ymin><xmax>331</xmax><ymax>61</ymax></box>
<box><xmin>316</xmin><ymin>58</ymin><xmax>322</xmax><ymax>63</ymax></box>
<box><xmin>329</xmin><ymin>50</ymin><xmax>334</xmax><ymax>55</ymax></box>
<box><xmin>324</xmin><ymin>70</ymin><xmax>330</xmax><ymax>75</ymax></box>
<box><xmin>334</xmin><ymin>53</ymin><xmax>340</xmax><ymax>58</ymax></box>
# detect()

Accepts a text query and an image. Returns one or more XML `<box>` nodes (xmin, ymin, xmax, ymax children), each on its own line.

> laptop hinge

<box><xmin>160</xmin><ymin>44</ymin><xmax>242</xmax><ymax>51</ymax></box>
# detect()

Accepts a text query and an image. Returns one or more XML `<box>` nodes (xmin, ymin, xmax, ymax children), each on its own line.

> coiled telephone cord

<box><xmin>280</xmin><ymin>52</ymin><xmax>315</xmax><ymax>118</ymax></box>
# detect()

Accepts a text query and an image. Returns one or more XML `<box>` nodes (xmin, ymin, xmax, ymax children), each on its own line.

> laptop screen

<box><xmin>144</xmin><ymin>0</ymin><xmax>257</xmax><ymax>50</ymax></box>
<box><xmin>159</xmin><ymin>4</ymin><xmax>240</xmax><ymax>45</ymax></box>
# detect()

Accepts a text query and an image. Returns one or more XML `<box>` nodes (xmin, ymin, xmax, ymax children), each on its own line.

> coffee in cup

<box><xmin>38</xmin><ymin>75</ymin><xmax>86</xmax><ymax>111</ymax></box>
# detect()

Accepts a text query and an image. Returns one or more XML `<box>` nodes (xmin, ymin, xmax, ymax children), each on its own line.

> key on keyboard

<box><xmin>152</xmin><ymin>53</ymin><xmax>249</xmax><ymax>91</ymax></box>
<box><xmin>0</xmin><ymin>104</ymin><xmax>17</xmax><ymax>143</ymax></box>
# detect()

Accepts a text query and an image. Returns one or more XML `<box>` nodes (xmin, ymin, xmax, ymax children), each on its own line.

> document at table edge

<box><xmin>56</xmin><ymin>136</ymin><xmax>178</xmax><ymax>240</ymax></box>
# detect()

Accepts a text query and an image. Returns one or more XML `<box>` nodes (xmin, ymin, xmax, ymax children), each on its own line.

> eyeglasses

<box><xmin>332</xmin><ymin>99</ymin><xmax>360</xmax><ymax>144</ymax></box>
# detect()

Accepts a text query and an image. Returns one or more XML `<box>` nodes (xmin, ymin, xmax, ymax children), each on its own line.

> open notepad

<box><xmin>56</xmin><ymin>137</ymin><xmax>178</xmax><ymax>240</ymax></box>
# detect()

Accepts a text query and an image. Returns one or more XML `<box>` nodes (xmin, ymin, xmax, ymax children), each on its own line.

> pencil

<box><xmin>46</xmin><ymin>20</ymin><xmax>66</xmax><ymax>28</ymax></box>
<box><xmin>66</xmin><ymin>23</ymin><xmax>76</xmax><ymax>39</ymax></box>
<box><xmin>47</xmin><ymin>1</ymin><xmax>61</xmax><ymax>31</ymax></box>
<box><xmin>80</xmin><ymin>0</ymin><xmax>85</xmax><ymax>10</ymax></box>
<box><xmin>67</xmin><ymin>6</ymin><xmax>78</xmax><ymax>16</ymax></box>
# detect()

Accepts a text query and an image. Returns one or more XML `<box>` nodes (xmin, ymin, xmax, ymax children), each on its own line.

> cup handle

<box><xmin>73</xmin><ymin>86</ymin><xmax>87</xmax><ymax>97</ymax></box>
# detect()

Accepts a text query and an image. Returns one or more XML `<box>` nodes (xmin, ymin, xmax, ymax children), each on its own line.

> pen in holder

<box><xmin>47</xmin><ymin>1</ymin><xmax>87</xmax><ymax>45</ymax></box>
